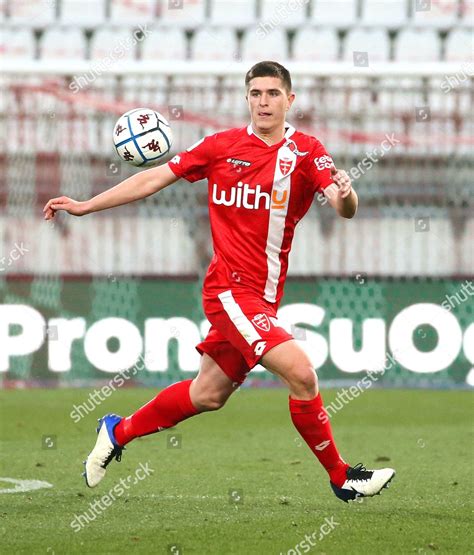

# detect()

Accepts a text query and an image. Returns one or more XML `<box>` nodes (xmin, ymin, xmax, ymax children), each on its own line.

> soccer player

<box><xmin>43</xmin><ymin>61</ymin><xmax>395</xmax><ymax>502</ymax></box>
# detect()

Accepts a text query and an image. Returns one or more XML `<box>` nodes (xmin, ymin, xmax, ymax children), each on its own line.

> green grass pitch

<box><xmin>1</xmin><ymin>388</ymin><xmax>472</xmax><ymax>554</ymax></box>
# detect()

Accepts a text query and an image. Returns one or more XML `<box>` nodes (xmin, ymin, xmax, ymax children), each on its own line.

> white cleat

<box><xmin>330</xmin><ymin>463</ymin><xmax>395</xmax><ymax>502</ymax></box>
<box><xmin>83</xmin><ymin>414</ymin><xmax>124</xmax><ymax>488</ymax></box>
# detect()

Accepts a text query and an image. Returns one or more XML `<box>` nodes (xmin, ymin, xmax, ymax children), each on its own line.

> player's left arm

<box><xmin>324</xmin><ymin>167</ymin><xmax>358</xmax><ymax>219</ymax></box>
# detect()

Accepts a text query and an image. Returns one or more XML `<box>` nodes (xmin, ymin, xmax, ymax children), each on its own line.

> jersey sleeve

<box><xmin>168</xmin><ymin>134</ymin><xmax>216</xmax><ymax>183</ymax></box>
<box><xmin>306</xmin><ymin>140</ymin><xmax>335</xmax><ymax>193</ymax></box>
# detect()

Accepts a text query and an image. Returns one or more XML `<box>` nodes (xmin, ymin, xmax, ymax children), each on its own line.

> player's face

<box><xmin>246</xmin><ymin>77</ymin><xmax>295</xmax><ymax>133</ymax></box>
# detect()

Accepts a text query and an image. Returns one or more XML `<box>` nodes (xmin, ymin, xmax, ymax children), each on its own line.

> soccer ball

<box><xmin>113</xmin><ymin>108</ymin><xmax>173</xmax><ymax>167</ymax></box>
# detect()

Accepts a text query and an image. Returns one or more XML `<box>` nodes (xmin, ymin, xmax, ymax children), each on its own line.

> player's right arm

<box><xmin>43</xmin><ymin>163</ymin><xmax>178</xmax><ymax>220</ymax></box>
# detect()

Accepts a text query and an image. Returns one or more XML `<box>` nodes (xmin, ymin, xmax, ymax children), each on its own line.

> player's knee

<box><xmin>194</xmin><ymin>390</ymin><xmax>229</xmax><ymax>412</ymax></box>
<box><xmin>289</xmin><ymin>366</ymin><xmax>318</xmax><ymax>396</ymax></box>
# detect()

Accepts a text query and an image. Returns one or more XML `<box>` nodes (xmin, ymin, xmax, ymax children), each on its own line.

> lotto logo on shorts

<box><xmin>252</xmin><ymin>313</ymin><xmax>271</xmax><ymax>332</ymax></box>
<box><xmin>314</xmin><ymin>155</ymin><xmax>334</xmax><ymax>171</ymax></box>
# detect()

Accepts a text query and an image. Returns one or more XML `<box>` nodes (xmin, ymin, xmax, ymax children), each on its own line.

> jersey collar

<box><xmin>247</xmin><ymin>122</ymin><xmax>295</xmax><ymax>147</ymax></box>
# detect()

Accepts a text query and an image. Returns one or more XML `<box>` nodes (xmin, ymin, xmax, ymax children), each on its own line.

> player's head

<box><xmin>245</xmin><ymin>61</ymin><xmax>295</xmax><ymax>133</ymax></box>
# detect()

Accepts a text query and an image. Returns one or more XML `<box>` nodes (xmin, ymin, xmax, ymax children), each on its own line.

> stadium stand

<box><xmin>292</xmin><ymin>27</ymin><xmax>340</xmax><ymax>61</ymax></box>
<box><xmin>445</xmin><ymin>27</ymin><xmax>474</xmax><ymax>61</ymax></box>
<box><xmin>90</xmin><ymin>27</ymin><xmax>137</xmax><ymax>61</ymax></box>
<box><xmin>192</xmin><ymin>27</ymin><xmax>239</xmax><ymax>61</ymax></box>
<box><xmin>60</xmin><ymin>0</ymin><xmax>107</xmax><ymax>25</ymax></box>
<box><xmin>395</xmin><ymin>28</ymin><xmax>441</xmax><ymax>62</ymax></box>
<box><xmin>241</xmin><ymin>25</ymin><xmax>288</xmax><ymax>61</ymax></box>
<box><xmin>0</xmin><ymin>1</ymin><xmax>471</xmax><ymax>64</ymax></box>
<box><xmin>260</xmin><ymin>0</ymin><xmax>309</xmax><ymax>27</ymax></box>
<box><xmin>461</xmin><ymin>0</ymin><xmax>474</xmax><ymax>24</ymax></box>
<box><xmin>0</xmin><ymin>27</ymin><xmax>35</xmax><ymax>59</ymax></box>
<box><xmin>210</xmin><ymin>0</ymin><xmax>257</xmax><ymax>26</ymax></box>
<box><xmin>411</xmin><ymin>0</ymin><xmax>460</xmax><ymax>27</ymax></box>
<box><xmin>360</xmin><ymin>0</ymin><xmax>407</xmax><ymax>27</ymax></box>
<box><xmin>141</xmin><ymin>26</ymin><xmax>188</xmax><ymax>60</ymax></box>
<box><xmin>40</xmin><ymin>27</ymin><xmax>87</xmax><ymax>61</ymax></box>
<box><xmin>0</xmin><ymin>0</ymin><xmax>472</xmax><ymax>277</ymax></box>
<box><xmin>310</xmin><ymin>0</ymin><xmax>358</xmax><ymax>26</ymax></box>
<box><xmin>343</xmin><ymin>27</ymin><xmax>391</xmax><ymax>62</ymax></box>
<box><xmin>158</xmin><ymin>0</ymin><xmax>206</xmax><ymax>26</ymax></box>
<box><xmin>8</xmin><ymin>0</ymin><xmax>56</xmax><ymax>26</ymax></box>
<box><xmin>110</xmin><ymin>0</ymin><xmax>157</xmax><ymax>24</ymax></box>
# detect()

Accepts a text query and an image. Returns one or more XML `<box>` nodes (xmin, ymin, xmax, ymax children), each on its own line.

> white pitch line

<box><xmin>0</xmin><ymin>478</ymin><xmax>53</xmax><ymax>494</ymax></box>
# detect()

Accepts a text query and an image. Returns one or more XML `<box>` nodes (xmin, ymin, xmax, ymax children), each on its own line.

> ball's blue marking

<box><xmin>114</xmin><ymin>125</ymin><xmax>160</xmax><ymax>148</ymax></box>
<box><xmin>126</xmin><ymin>113</ymin><xmax>147</xmax><ymax>164</ymax></box>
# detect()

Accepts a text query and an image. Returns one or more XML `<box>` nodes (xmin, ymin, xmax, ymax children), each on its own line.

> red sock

<box><xmin>289</xmin><ymin>393</ymin><xmax>349</xmax><ymax>487</ymax></box>
<box><xmin>114</xmin><ymin>379</ymin><xmax>199</xmax><ymax>446</ymax></box>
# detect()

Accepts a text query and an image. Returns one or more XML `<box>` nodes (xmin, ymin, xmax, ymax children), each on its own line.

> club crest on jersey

<box><xmin>252</xmin><ymin>313</ymin><xmax>271</xmax><ymax>332</ymax></box>
<box><xmin>279</xmin><ymin>158</ymin><xmax>292</xmax><ymax>176</ymax></box>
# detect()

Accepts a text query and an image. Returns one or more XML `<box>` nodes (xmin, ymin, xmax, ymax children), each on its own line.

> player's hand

<box><xmin>330</xmin><ymin>166</ymin><xmax>353</xmax><ymax>199</ymax></box>
<box><xmin>43</xmin><ymin>196</ymin><xmax>89</xmax><ymax>220</ymax></box>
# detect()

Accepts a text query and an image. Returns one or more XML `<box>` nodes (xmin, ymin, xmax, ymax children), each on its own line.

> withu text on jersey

<box><xmin>211</xmin><ymin>181</ymin><xmax>289</xmax><ymax>210</ymax></box>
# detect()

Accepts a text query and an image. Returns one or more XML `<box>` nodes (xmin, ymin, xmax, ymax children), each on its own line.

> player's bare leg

<box><xmin>262</xmin><ymin>340</ymin><xmax>395</xmax><ymax>502</ymax></box>
<box><xmin>189</xmin><ymin>354</ymin><xmax>237</xmax><ymax>411</ymax></box>
<box><xmin>83</xmin><ymin>354</ymin><xmax>235</xmax><ymax>487</ymax></box>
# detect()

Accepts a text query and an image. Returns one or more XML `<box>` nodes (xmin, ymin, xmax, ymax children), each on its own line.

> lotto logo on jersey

<box><xmin>252</xmin><ymin>313</ymin><xmax>271</xmax><ymax>332</ymax></box>
<box><xmin>314</xmin><ymin>155</ymin><xmax>334</xmax><ymax>171</ymax></box>
<box><xmin>212</xmin><ymin>182</ymin><xmax>288</xmax><ymax>211</ymax></box>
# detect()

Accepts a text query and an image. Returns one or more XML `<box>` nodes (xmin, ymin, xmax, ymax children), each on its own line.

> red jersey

<box><xmin>168</xmin><ymin>124</ymin><xmax>334</xmax><ymax>305</ymax></box>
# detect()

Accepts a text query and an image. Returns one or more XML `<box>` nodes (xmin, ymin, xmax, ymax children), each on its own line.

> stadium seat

<box><xmin>90</xmin><ymin>28</ymin><xmax>137</xmax><ymax>61</ymax></box>
<box><xmin>0</xmin><ymin>28</ymin><xmax>35</xmax><ymax>60</ymax></box>
<box><xmin>343</xmin><ymin>28</ymin><xmax>390</xmax><ymax>62</ymax></box>
<box><xmin>311</xmin><ymin>0</ymin><xmax>358</xmax><ymax>26</ymax></box>
<box><xmin>210</xmin><ymin>0</ymin><xmax>257</xmax><ymax>26</ymax></box>
<box><xmin>410</xmin><ymin>0</ymin><xmax>460</xmax><ymax>27</ymax></box>
<box><xmin>460</xmin><ymin>0</ymin><xmax>474</xmax><ymax>24</ymax></box>
<box><xmin>241</xmin><ymin>26</ymin><xmax>288</xmax><ymax>62</ymax></box>
<box><xmin>444</xmin><ymin>28</ymin><xmax>474</xmax><ymax>62</ymax></box>
<box><xmin>110</xmin><ymin>0</ymin><xmax>157</xmax><ymax>25</ymax></box>
<box><xmin>395</xmin><ymin>28</ymin><xmax>440</xmax><ymax>61</ymax></box>
<box><xmin>260</xmin><ymin>0</ymin><xmax>309</xmax><ymax>28</ymax></box>
<box><xmin>293</xmin><ymin>27</ymin><xmax>339</xmax><ymax>61</ymax></box>
<box><xmin>192</xmin><ymin>28</ymin><xmax>239</xmax><ymax>61</ymax></box>
<box><xmin>157</xmin><ymin>0</ymin><xmax>206</xmax><ymax>27</ymax></box>
<box><xmin>40</xmin><ymin>28</ymin><xmax>87</xmax><ymax>61</ymax></box>
<box><xmin>8</xmin><ymin>0</ymin><xmax>56</xmax><ymax>25</ymax></box>
<box><xmin>141</xmin><ymin>27</ymin><xmax>187</xmax><ymax>60</ymax></box>
<box><xmin>361</xmin><ymin>0</ymin><xmax>407</xmax><ymax>27</ymax></box>
<box><xmin>60</xmin><ymin>0</ymin><xmax>106</xmax><ymax>25</ymax></box>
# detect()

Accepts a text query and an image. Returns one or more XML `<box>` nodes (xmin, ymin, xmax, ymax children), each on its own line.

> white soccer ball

<box><xmin>113</xmin><ymin>108</ymin><xmax>173</xmax><ymax>167</ymax></box>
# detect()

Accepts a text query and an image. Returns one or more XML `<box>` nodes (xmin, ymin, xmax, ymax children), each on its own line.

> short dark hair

<box><xmin>245</xmin><ymin>61</ymin><xmax>292</xmax><ymax>93</ymax></box>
